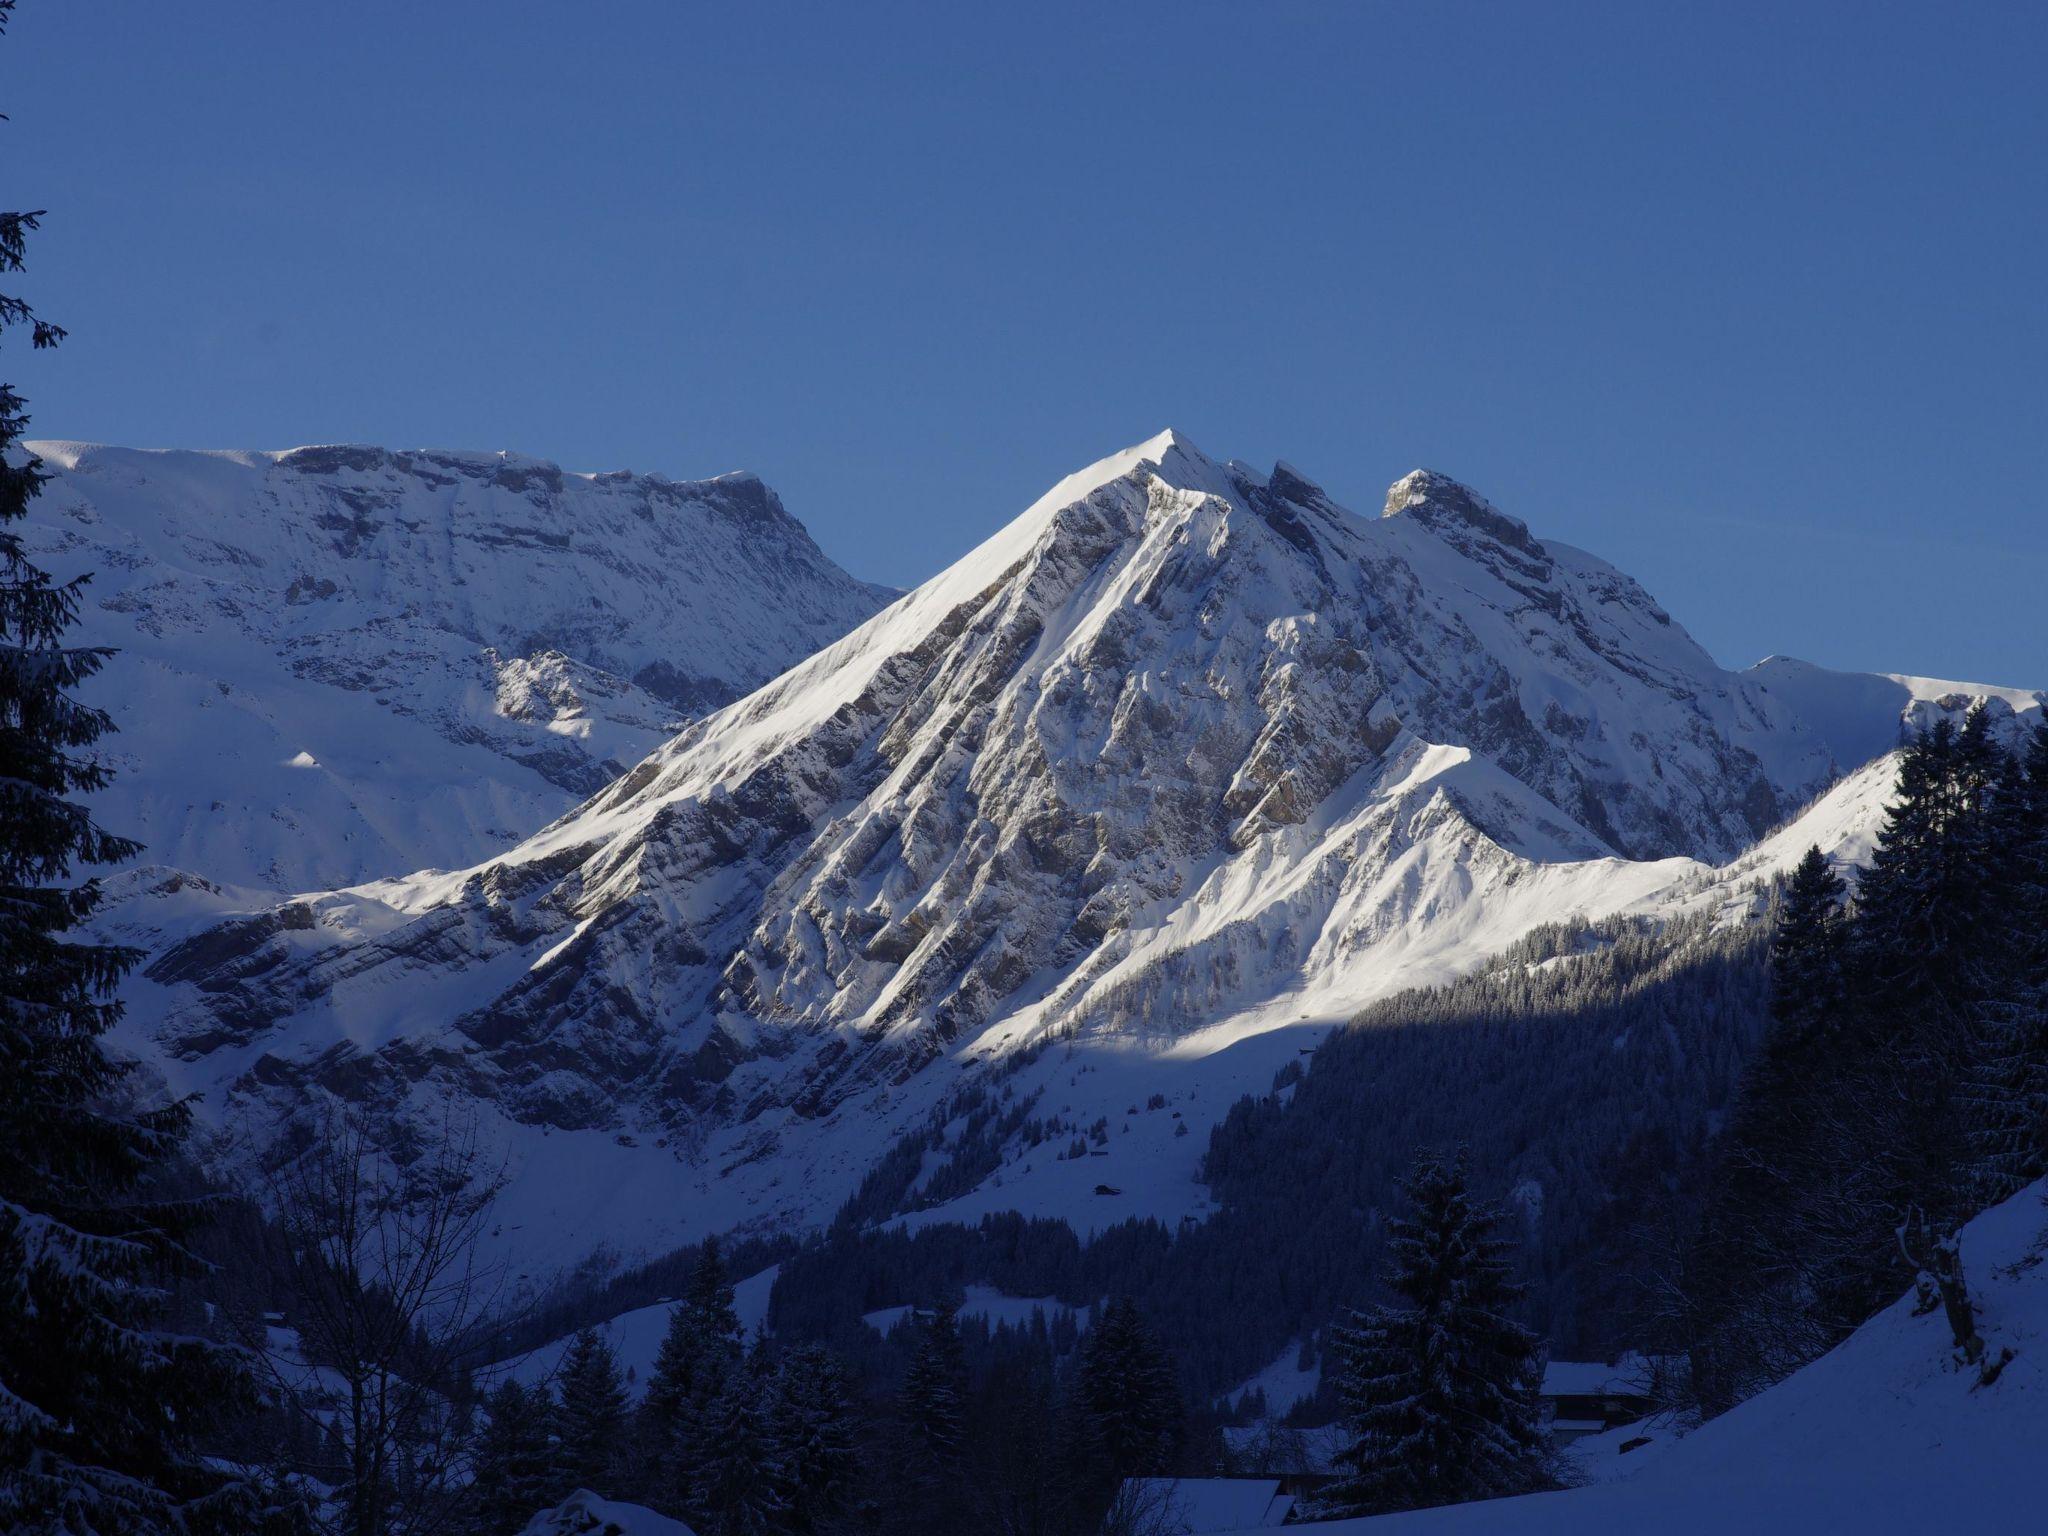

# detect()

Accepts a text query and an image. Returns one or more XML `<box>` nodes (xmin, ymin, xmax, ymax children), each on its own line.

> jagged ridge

<box><xmin>105</xmin><ymin>431</ymin><xmax>2040</xmax><ymax>1264</ymax></box>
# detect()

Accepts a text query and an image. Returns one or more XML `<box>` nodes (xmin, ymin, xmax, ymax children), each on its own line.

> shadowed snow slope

<box><xmin>1263</xmin><ymin>1179</ymin><xmax>2048</xmax><ymax>1535</ymax></box>
<box><xmin>103</xmin><ymin>432</ymin><xmax>2042</xmax><ymax>1268</ymax></box>
<box><xmin>23</xmin><ymin>441</ymin><xmax>894</xmax><ymax>890</ymax></box>
<box><xmin>519</xmin><ymin>1490</ymin><xmax>695</xmax><ymax>1536</ymax></box>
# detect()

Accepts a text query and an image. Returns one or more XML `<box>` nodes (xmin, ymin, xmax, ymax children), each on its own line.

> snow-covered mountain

<box><xmin>23</xmin><ymin>441</ymin><xmax>894</xmax><ymax>890</ymax></box>
<box><xmin>104</xmin><ymin>431</ymin><xmax>2043</xmax><ymax>1266</ymax></box>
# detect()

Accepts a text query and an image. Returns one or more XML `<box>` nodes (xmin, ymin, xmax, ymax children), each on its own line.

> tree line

<box><xmin>736</xmin><ymin>903</ymin><xmax>1773</xmax><ymax>1413</ymax></box>
<box><xmin>465</xmin><ymin>1239</ymin><xmax>1189</xmax><ymax>1536</ymax></box>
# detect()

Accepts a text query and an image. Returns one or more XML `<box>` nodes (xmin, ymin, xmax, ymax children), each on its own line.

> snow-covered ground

<box><xmin>859</xmin><ymin>1283</ymin><xmax>1091</xmax><ymax>1337</ymax></box>
<box><xmin>519</xmin><ymin>1490</ymin><xmax>695</xmax><ymax>1536</ymax></box>
<box><xmin>1745</xmin><ymin>655</ymin><xmax>2042</xmax><ymax>773</ymax></box>
<box><xmin>1255</xmin><ymin>1181</ymin><xmax>2048</xmax><ymax>1535</ymax></box>
<box><xmin>499</xmin><ymin>1265</ymin><xmax>780</xmax><ymax>1398</ymax></box>
<box><xmin>1222</xmin><ymin>1341</ymin><xmax>1322</xmax><ymax>1416</ymax></box>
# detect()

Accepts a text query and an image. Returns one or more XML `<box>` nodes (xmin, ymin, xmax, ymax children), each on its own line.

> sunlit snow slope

<box><xmin>24</xmin><ymin>441</ymin><xmax>893</xmax><ymax>890</ymax></box>
<box><xmin>107</xmin><ymin>432</ymin><xmax>2043</xmax><ymax>1267</ymax></box>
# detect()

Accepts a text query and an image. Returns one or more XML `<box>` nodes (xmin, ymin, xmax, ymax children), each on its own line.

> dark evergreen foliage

<box><xmin>876</xmin><ymin>1305</ymin><xmax>968</xmax><ymax>1536</ymax></box>
<box><xmin>1319</xmin><ymin>1152</ymin><xmax>1554</xmax><ymax>1518</ymax></box>
<box><xmin>767</xmin><ymin>1345</ymin><xmax>862</xmax><ymax>1536</ymax></box>
<box><xmin>1767</xmin><ymin>846</ymin><xmax>1848</xmax><ymax>1042</ymax></box>
<box><xmin>0</xmin><ymin>34</ymin><xmax>286</xmax><ymax>1529</ymax></box>
<box><xmin>552</xmin><ymin>1329</ymin><xmax>627</xmax><ymax>1500</ymax></box>
<box><xmin>1064</xmin><ymin>1296</ymin><xmax>1182</xmax><ymax>1511</ymax></box>
<box><xmin>633</xmin><ymin>1237</ymin><xmax>745</xmax><ymax>1512</ymax></box>
<box><xmin>466</xmin><ymin>1381</ymin><xmax>556</xmax><ymax>1536</ymax></box>
<box><xmin>898</xmin><ymin>1303</ymin><xmax>965</xmax><ymax>1462</ymax></box>
<box><xmin>960</xmin><ymin>1340</ymin><xmax>1069</xmax><ymax>1536</ymax></box>
<box><xmin>1680</xmin><ymin>713</ymin><xmax>2048</xmax><ymax>1412</ymax></box>
<box><xmin>688</xmin><ymin>1351</ymin><xmax>786</xmax><ymax>1536</ymax></box>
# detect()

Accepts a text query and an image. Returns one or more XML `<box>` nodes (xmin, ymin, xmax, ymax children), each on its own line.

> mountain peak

<box><xmin>125</xmin><ymin>429</ymin><xmax>1935</xmax><ymax>1265</ymax></box>
<box><xmin>1381</xmin><ymin>467</ymin><xmax>1538</xmax><ymax>553</ymax></box>
<box><xmin>1265</xmin><ymin>460</ymin><xmax>1328</xmax><ymax>506</ymax></box>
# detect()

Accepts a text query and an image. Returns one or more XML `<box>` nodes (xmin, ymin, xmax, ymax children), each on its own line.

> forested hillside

<box><xmin>507</xmin><ymin>904</ymin><xmax>1774</xmax><ymax>1414</ymax></box>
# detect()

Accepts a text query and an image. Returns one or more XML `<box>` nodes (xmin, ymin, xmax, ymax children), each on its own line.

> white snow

<box><xmin>1253</xmin><ymin>1181</ymin><xmax>2048</xmax><ymax>1535</ymax></box>
<box><xmin>519</xmin><ymin>1490</ymin><xmax>696</xmax><ymax>1536</ymax></box>
<box><xmin>94</xmin><ymin>431</ymin><xmax>2043</xmax><ymax>1278</ymax></box>
<box><xmin>860</xmin><ymin>1284</ymin><xmax>1088</xmax><ymax>1337</ymax></box>
<box><xmin>24</xmin><ymin>440</ymin><xmax>890</xmax><ymax>891</ymax></box>
<box><xmin>500</xmin><ymin>1263</ymin><xmax>779</xmax><ymax>1398</ymax></box>
<box><xmin>1747</xmin><ymin>654</ymin><xmax>2042</xmax><ymax>772</ymax></box>
<box><xmin>1223</xmin><ymin>1341</ymin><xmax>1322</xmax><ymax>1416</ymax></box>
<box><xmin>1130</xmin><ymin>1477</ymin><xmax>1293</xmax><ymax>1532</ymax></box>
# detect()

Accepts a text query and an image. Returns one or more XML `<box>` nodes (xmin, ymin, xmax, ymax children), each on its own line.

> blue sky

<box><xmin>4</xmin><ymin>1</ymin><xmax>2042</xmax><ymax>683</ymax></box>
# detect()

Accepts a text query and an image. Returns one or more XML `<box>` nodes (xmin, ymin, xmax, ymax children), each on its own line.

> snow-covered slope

<box><xmin>1745</xmin><ymin>654</ymin><xmax>2042</xmax><ymax>772</ymax></box>
<box><xmin>519</xmin><ymin>1490</ymin><xmax>696</xmax><ymax>1536</ymax></box>
<box><xmin>22</xmin><ymin>441</ymin><xmax>893</xmax><ymax>890</ymax></box>
<box><xmin>1266</xmin><ymin>1179</ymin><xmax>2048</xmax><ymax>1535</ymax></box>
<box><xmin>501</xmin><ymin>1263</ymin><xmax>780</xmax><ymax>1399</ymax></box>
<box><xmin>105</xmin><ymin>431</ymin><xmax>2039</xmax><ymax>1268</ymax></box>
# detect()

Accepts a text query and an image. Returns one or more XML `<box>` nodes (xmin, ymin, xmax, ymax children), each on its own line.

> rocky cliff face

<box><xmin>102</xmin><ymin>431</ymin><xmax>2040</xmax><ymax>1264</ymax></box>
<box><xmin>24</xmin><ymin>441</ymin><xmax>894</xmax><ymax>889</ymax></box>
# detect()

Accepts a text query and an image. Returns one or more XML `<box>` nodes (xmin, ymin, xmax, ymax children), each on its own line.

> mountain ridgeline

<box><xmin>24</xmin><ymin>440</ymin><xmax>895</xmax><ymax>889</ymax></box>
<box><xmin>29</xmin><ymin>425</ymin><xmax>2044</xmax><ymax>1536</ymax></box>
<box><xmin>106</xmin><ymin>430</ymin><xmax>2043</xmax><ymax>1270</ymax></box>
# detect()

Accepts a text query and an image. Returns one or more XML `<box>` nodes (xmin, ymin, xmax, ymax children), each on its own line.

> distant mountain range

<box><xmin>59</xmin><ymin>430</ymin><xmax>2040</xmax><ymax>1273</ymax></box>
<box><xmin>23</xmin><ymin>440</ymin><xmax>894</xmax><ymax>890</ymax></box>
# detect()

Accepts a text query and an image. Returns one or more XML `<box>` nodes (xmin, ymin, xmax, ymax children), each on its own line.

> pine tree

<box><xmin>768</xmin><ymin>1345</ymin><xmax>862</xmax><ymax>1536</ymax></box>
<box><xmin>1856</xmin><ymin>715</ymin><xmax>2003</xmax><ymax>1027</ymax></box>
<box><xmin>1321</xmin><ymin>1151</ymin><xmax>1553</xmax><ymax>1518</ymax></box>
<box><xmin>650</xmin><ymin>1240</ymin><xmax>744</xmax><ymax>1416</ymax></box>
<box><xmin>0</xmin><ymin>41</ymin><xmax>280</xmax><ymax>1532</ymax></box>
<box><xmin>553</xmin><ymin>1329</ymin><xmax>627</xmax><ymax>1498</ymax></box>
<box><xmin>466</xmin><ymin>1380</ymin><xmax>557</xmax><ymax>1536</ymax></box>
<box><xmin>1068</xmin><ymin>1296</ymin><xmax>1181</xmax><ymax>1486</ymax></box>
<box><xmin>1852</xmin><ymin>711</ymin><xmax>2016</xmax><ymax>1227</ymax></box>
<box><xmin>1680</xmin><ymin>717</ymin><xmax>2048</xmax><ymax>1413</ymax></box>
<box><xmin>1960</xmin><ymin>719</ymin><xmax>2048</xmax><ymax>1200</ymax></box>
<box><xmin>1684</xmin><ymin>847</ymin><xmax>1854</xmax><ymax>1408</ymax></box>
<box><xmin>899</xmin><ymin>1303</ymin><xmax>965</xmax><ymax>1463</ymax></box>
<box><xmin>636</xmin><ymin>1238</ymin><xmax>745</xmax><ymax>1510</ymax></box>
<box><xmin>689</xmin><ymin>1353</ymin><xmax>786</xmax><ymax>1536</ymax></box>
<box><xmin>2016</xmin><ymin>723</ymin><xmax>2048</xmax><ymax>1173</ymax></box>
<box><xmin>877</xmin><ymin>1304</ymin><xmax>968</xmax><ymax>1536</ymax></box>
<box><xmin>964</xmin><ymin>1343</ymin><xmax>1068</xmax><ymax>1536</ymax></box>
<box><xmin>1767</xmin><ymin>846</ymin><xmax>1847</xmax><ymax>1046</ymax></box>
